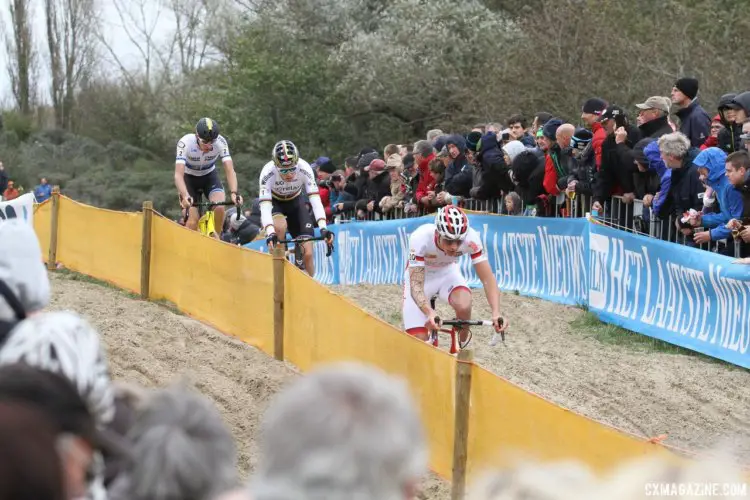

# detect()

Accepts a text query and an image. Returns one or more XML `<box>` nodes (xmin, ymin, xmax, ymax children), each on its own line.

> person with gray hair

<box><xmin>250</xmin><ymin>362</ymin><xmax>428</xmax><ymax>500</ymax></box>
<box><xmin>0</xmin><ymin>220</ymin><xmax>50</xmax><ymax>337</ymax></box>
<box><xmin>108</xmin><ymin>381</ymin><xmax>238</xmax><ymax>500</ymax></box>
<box><xmin>426</xmin><ymin>129</ymin><xmax>444</xmax><ymax>144</ymax></box>
<box><xmin>656</xmin><ymin>131</ymin><xmax>704</xmax><ymax>241</ymax></box>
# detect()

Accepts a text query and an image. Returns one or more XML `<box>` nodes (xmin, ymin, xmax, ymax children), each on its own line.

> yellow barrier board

<box><xmin>283</xmin><ymin>262</ymin><xmax>456</xmax><ymax>479</ymax></box>
<box><xmin>466</xmin><ymin>365</ymin><xmax>679</xmax><ymax>478</ymax></box>
<box><xmin>33</xmin><ymin>200</ymin><xmax>52</xmax><ymax>259</ymax></box>
<box><xmin>148</xmin><ymin>215</ymin><xmax>275</xmax><ymax>354</ymax></box>
<box><xmin>57</xmin><ymin>197</ymin><xmax>142</xmax><ymax>293</ymax></box>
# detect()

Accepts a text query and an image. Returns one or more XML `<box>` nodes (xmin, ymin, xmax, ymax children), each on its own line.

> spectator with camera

<box><xmin>354</xmin><ymin>158</ymin><xmax>391</xmax><ymax>218</ymax></box>
<box><xmin>312</xmin><ymin>157</ymin><xmax>336</xmax><ymax>219</ymax></box>
<box><xmin>592</xmin><ymin>106</ymin><xmax>641</xmax><ymax>216</ymax></box>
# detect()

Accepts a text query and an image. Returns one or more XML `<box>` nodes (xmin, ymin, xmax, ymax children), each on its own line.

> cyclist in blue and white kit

<box><xmin>175</xmin><ymin>117</ymin><xmax>243</xmax><ymax>239</ymax></box>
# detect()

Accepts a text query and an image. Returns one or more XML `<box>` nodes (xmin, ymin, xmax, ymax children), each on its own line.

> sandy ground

<box><xmin>47</xmin><ymin>273</ymin><xmax>451</xmax><ymax>499</ymax></box>
<box><xmin>331</xmin><ymin>284</ymin><xmax>750</xmax><ymax>462</ymax></box>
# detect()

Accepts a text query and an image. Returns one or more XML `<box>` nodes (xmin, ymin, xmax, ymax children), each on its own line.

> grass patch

<box><xmin>53</xmin><ymin>268</ymin><xmax>184</xmax><ymax>316</ymax></box>
<box><xmin>569</xmin><ymin>311</ymin><xmax>718</xmax><ymax>361</ymax></box>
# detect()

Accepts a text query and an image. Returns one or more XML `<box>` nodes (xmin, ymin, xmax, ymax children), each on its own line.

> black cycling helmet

<box><xmin>196</xmin><ymin>117</ymin><xmax>220</xmax><ymax>142</ymax></box>
<box><xmin>273</xmin><ymin>140</ymin><xmax>299</xmax><ymax>169</ymax></box>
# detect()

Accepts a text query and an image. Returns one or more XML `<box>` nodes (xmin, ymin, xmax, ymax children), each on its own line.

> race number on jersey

<box><xmin>175</xmin><ymin>134</ymin><xmax>232</xmax><ymax>176</ymax></box>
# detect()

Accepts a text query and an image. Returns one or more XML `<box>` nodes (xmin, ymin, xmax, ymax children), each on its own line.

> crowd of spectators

<box><xmin>0</xmin><ymin>218</ymin><xmax>747</xmax><ymax>500</ymax></box>
<box><xmin>0</xmin><ymin>160</ymin><xmax>51</xmax><ymax>203</ymax></box>
<box><xmin>243</xmin><ymin>77</ymin><xmax>750</xmax><ymax>260</ymax></box>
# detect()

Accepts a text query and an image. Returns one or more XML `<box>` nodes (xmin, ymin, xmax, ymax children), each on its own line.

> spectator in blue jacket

<box><xmin>671</xmin><ymin>78</ymin><xmax>711</xmax><ymax>149</ymax></box>
<box><xmin>642</xmin><ymin>141</ymin><xmax>672</xmax><ymax>218</ymax></box>
<box><xmin>689</xmin><ymin>148</ymin><xmax>743</xmax><ymax>251</ymax></box>
<box><xmin>33</xmin><ymin>178</ymin><xmax>52</xmax><ymax>202</ymax></box>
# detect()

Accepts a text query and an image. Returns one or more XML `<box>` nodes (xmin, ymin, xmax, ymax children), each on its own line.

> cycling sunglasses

<box><xmin>278</xmin><ymin>166</ymin><xmax>297</xmax><ymax>175</ymax></box>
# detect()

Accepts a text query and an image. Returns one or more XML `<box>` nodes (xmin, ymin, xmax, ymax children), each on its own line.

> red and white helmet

<box><xmin>435</xmin><ymin>204</ymin><xmax>469</xmax><ymax>240</ymax></box>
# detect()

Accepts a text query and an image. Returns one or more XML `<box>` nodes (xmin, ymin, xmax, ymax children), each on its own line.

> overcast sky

<box><xmin>0</xmin><ymin>0</ymin><xmax>176</xmax><ymax>106</ymax></box>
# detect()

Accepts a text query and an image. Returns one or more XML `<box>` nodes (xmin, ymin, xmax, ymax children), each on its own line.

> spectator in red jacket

<box><xmin>413</xmin><ymin>140</ymin><xmax>436</xmax><ymax>209</ymax></box>
<box><xmin>580</xmin><ymin>98</ymin><xmax>608</xmax><ymax>170</ymax></box>
<box><xmin>540</xmin><ymin>119</ymin><xmax>565</xmax><ymax>196</ymax></box>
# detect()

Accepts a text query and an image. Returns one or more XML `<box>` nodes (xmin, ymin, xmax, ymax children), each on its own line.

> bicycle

<box><xmin>277</xmin><ymin>233</ymin><xmax>334</xmax><ymax>271</ymax></box>
<box><xmin>181</xmin><ymin>196</ymin><xmax>242</xmax><ymax>239</ymax></box>
<box><xmin>427</xmin><ymin>298</ymin><xmax>505</xmax><ymax>353</ymax></box>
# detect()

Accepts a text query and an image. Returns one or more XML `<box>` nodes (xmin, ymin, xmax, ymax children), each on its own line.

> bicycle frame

<box><xmin>181</xmin><ymin>197</ymin><xmax>243</xmax><ymax>238</ymax></box>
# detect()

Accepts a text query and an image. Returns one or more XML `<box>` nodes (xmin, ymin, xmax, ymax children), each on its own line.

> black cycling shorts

<box><xmin>185</xmin><ymin>169</ymin><xmax>224</xmax><ymax>202</ymax></box>
<box><xmin>269</xmin><ymin>195</ymin><xmax>315</xmax><ymax>239</ymax></box>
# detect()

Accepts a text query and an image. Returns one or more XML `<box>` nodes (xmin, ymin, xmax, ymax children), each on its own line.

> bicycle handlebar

<box><xmin>434</xmin><ymin>318</ymin><xmax>496</xmax><ymax>327</ymax></box>
<box><xmin>277</xmin><ymin>234</ymin><xmax>334</xmax><ymax>257</ymax></box>
<box><xmin>191</xmin><ymin>201</ymin><xmax>239</xmax><ymax>207</ymax></box>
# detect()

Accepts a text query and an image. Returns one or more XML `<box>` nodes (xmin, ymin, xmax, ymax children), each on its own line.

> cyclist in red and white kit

<box><xmin>403</xmin><ymin>205</ymin><xmax>507</xmax><ymax>345</ymax></box>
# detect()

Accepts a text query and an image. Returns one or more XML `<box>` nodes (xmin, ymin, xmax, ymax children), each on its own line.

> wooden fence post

<box><xmin>451</xmin><ymin>348</ymin><xmax>474</xmax><ymax>500</ymax></box>
<box><xmin>140</xmin><ymin>201</ymin><xmax>153</xmax><ymax>299</ymax></box>
<box><xmin>47</xmin><ymin>186</ymin><xmax>61</xmax><ymax>271</ymax></box>
<box><xmin>273</xmin><ymin>244</ymin><xmax>286</xmax><ymax>361</ymax></box>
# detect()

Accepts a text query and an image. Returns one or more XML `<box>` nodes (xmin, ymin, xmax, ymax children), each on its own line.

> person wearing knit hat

<box><xmin>700</xmin><ymin>115</ymin><xmax>725</xmax><ymax>150</ymax></box>
<box><xmin>571</xmin><ymin>128</ymin><xmax>593</xmax><ymax>153</ymax></box>
<box><xmin>542</xmin><ymin>118</ymin><xmax>563</xmax><ymax>141</ymax></box>
<box><xmin>671</xmin><ymin>77</ymin><xmax>711</xmax><ymax>148</ymax></box>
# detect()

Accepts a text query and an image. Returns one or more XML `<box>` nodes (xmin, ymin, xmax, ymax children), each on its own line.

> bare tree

<box><xmin>167</xmin><ymin>0</ymin><xmax>224</xmax><ymax>75</ymax></box>
<box><xmin>4</xmin><ymin>0</ymin><xmax>37</xmax><ymax>115</ymax></box>
<box><xmin>95</xmin><ymin>0</ymin><xmax>166</xmax><ymax>92</ymax></box>
<box><xmin>44</xmin><ymin>0</ymin><xmax>98</xmax><ymax>130</ymax></box>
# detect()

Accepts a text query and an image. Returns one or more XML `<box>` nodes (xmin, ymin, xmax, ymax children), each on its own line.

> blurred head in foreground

<box><xmin>0</xmin><ymin>400</ymin><xmax>65</xmax><ymax>500</ymax></box>
<box><xmin>108</xmin><ymin>381</ymin><xmax>238</xmax><ymax>500</ymax></box>
<box><xmin>251</xmin><ymin>362</ymin><xmax>428</xmax><ymax>500</ymax></box>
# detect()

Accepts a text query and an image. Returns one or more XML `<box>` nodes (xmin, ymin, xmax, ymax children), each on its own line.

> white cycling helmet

<box><xmin>435</xmin><ymin>204</ymin><xmax>469</xmax><ymax>240</ymax></box>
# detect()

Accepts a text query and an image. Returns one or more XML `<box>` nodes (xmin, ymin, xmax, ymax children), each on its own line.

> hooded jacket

<box><xmin>470</xmin><ymin>132</ymin><xmax>512</xmax><ymax>200</ymax></box>
<box><xmin>694</xmin><ymin>147</ymin><xmax>743</xmax><ymax>240</ymax></box>
<box><xmin>443</xmin><ymin>135</ymin><xmax>473</xmax><ymax>198</ymax></box>
<box><xmin>414</xmin><ymin>152</ymin><xmax>436</xmax><ymax>204</ymax></box>
<box><xmin>717</xmin><ymin>93</ymin><xmax>742</xmax><ymax>154</ymax></box>
<box><xmin>511</xmin><ymin>149</ymin><xmax>546</xmax><ymax>211</ymax></box>
<box><xmin>676</xmin><ymin>98</ymin><xmax>711</xmax><ymax>149</ymax></box>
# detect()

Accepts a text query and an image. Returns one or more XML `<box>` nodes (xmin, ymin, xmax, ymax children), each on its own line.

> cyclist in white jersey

<box><xmin>403</xmin><ymin>204</ymin><xmax>507</xmax><ymax>344</ymax></box>
<box><xmin>259</xmin><ymin>140</ymin><xmax>333</xmax><ymax>277</ymax></box>
<box><xmin>174</xmin><ymin>117</ymin><xmax>243</xmax><ymax>239</ymax></box>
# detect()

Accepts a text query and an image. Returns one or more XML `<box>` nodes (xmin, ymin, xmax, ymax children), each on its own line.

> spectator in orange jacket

<box><xmin>2</xmin><ymin>180</ymin><xmax>19</xmax><ymax>201</ymax></box>
<box><xmin>580</xmin><ymin>98</ymin><xmax>608</xmax><ymax>170</ymax></box>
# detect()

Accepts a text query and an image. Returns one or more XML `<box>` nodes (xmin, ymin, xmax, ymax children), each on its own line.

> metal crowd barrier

<box><xmin>324</xmin><ymin>192</ymin><xmax>745</xmax><ymax>259</ymax></box>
